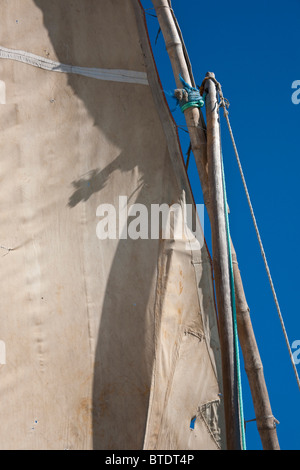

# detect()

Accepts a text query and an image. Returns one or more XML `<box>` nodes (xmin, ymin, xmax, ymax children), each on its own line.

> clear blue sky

<box><xmin>142</xmin><ymin>0</ymin><xmax>300</xmax><ymax>450</ymax></box>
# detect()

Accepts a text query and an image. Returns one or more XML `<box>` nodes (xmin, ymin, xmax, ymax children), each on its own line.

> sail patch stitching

<box><xmin>198</xmin><ymin>399</ymin><xmax>222</xmax><ymax>449</ymax></box>
<box><xmin>0</xmin><ymin>46</ymin><xmax>149</xmax><ymax>86</ymax></box>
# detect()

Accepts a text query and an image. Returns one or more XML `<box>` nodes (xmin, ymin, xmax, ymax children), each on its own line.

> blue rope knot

<box><xmin>175</xmin><ymin>74</ymin><xmax>205</xmax><ymax>112</ymax></box>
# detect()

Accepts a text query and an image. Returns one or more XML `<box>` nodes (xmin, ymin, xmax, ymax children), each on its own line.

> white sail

<box><xmin>0</xmin><ymin>0</ymin><xmax>225</xmax><ymax>449</ymax></box>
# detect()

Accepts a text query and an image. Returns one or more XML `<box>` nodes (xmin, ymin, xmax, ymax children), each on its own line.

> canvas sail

<box><xmin>0</xmin><ymin>0</ymin><xmax>226</xmax><ymax>450</ymax></box>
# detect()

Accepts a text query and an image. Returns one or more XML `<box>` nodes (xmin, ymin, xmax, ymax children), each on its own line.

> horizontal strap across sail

<box><xmin>0</xmin><ymin>45</ymin><xmax>149</xmax><ymax>85</ymax></box>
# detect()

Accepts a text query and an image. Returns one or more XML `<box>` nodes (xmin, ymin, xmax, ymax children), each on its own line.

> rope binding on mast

<box><xmin>200</xmin><ymin>75</ymin><xmax>230</xmax><ymax>112</ymax></box>
<box><xmin>173</xmin><ymin>74</ymin><xmax>204</xmax><ymax>112</ymax></box>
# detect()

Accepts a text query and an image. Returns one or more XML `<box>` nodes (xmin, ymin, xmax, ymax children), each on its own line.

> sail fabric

<box><xmin>0</xmin><ymin>0</ymin><xmax>226</xmax><ymax>450</ymax></box>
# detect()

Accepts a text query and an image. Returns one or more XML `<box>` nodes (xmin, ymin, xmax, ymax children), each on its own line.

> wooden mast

<box><xmin>151</xmin><ymin>0</ymin><xmax>280</xmax><ymax>450</ymax></box>
<box><xmin>151</xmin><ymin>0</ymin><xmax>241</xmax><ymax>450</ymax></box>
<box><xmin>231</xmin><ymin>241</ymin><xmax>280</xmax><ymax>449</ymax></box>
<box><xmin>204</xmin><ymin>72</ymin><xmax>242</xmax><ymax>449</ymax></box>
<box><xmin>150</xmin><ymin>0</ymin><xmax>210</xmax><ymax>211</ymax></box>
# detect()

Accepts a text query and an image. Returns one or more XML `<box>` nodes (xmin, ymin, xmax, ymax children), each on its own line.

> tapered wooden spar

<box><xmin>151</xmin><ymin>0</ymin><xmax>210</xmax><ymax>209</ymax></box>
<box><xmin>151</xmin><ymin>0</ymin><xmax>280</xmax><ymax>450</ymax></box>
<box><xmin>231</xmin><ymin>242</ymin><xmax>280</xmax><ymax>449</ymax></box>
<box><xmin>204</xmin><ymin>73</ymin><xmax>242</xmax><ymax>450</ymax></box>
<box><xmin>152</xmin><ymin>0</ymin><xmax>241</xmax><ymax>449</ymax></box>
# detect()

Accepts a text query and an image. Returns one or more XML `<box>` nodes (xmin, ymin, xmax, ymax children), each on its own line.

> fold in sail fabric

<box><xmin>0</xmin><ymin>0</ymin><xmax>226</xmax><ymax>449</ymax></box>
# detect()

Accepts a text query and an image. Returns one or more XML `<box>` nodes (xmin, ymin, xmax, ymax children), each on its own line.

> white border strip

<box><xmin>0</xmin><ymin>46</ymin><xmax>149</xmax><ymax>86</ymax></box>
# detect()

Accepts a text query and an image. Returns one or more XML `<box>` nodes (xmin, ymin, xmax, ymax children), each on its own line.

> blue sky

<box><xmin>142</xmin><ymin>0</ymin><xmax>300</xmax><ymax>450</ymax></box>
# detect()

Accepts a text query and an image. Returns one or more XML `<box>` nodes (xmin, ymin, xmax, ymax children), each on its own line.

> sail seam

<box><xmin>0</xmin><ymin>46</ymin><xmax>149</xmax><ymax>86</ymax></box>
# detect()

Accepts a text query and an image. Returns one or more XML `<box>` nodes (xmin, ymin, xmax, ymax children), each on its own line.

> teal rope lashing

<box><xmin>175</xmin><ymin>74</ymin><xmax>205</xmax><ymax>112</ymax></box>
<box><xmin>221</xmin><ymin>150</ymin><xmax>247</xmax><ymax>450</ymax></box>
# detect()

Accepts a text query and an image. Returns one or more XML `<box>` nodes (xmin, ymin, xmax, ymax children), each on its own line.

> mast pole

<box><xmin>150</xmin><ymin>0</ymin><xmax>210</xmax><ymax>212</ymax></box>
<box><xmin>151</xmin><ymin>0</ymin><xmax>280</xmax><ymax>450</ymax></box>
<box><xmin>231</xmin><ymin>242</ymin><xmax>280</xmax><ymax>449</ymax></box>
<box><xmin>152</xmin><ymin>0</ymin><xmax>241</xmax><ymax>449</ymax></box>
<box><xmin>203</xmin><ymin>72</ymin><xmax>241</xmax><ymax>449</ymax></box>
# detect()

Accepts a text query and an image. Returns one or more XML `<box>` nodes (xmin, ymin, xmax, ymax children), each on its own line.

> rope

<box><xmin>221</xmin><ymin>146</ymin><xmax>247</xmax><ymax>450</ymax></box>
<box><xmin>209</xmin><ymin>78</ymin><xmax>300</xmax><ymax>392</ymax></box>
<box><xmin>174</xmin><ymin>74</ymin><xmax>204</xmax><ymax>112</ymax></box>
<box><xmin>186</xmin><ymin>142</ymin><xmax>192</xmax><ymax>170</ymax></box>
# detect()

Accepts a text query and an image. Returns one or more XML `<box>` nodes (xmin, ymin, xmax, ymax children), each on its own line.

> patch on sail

<box><xmin>198</xmin><ymin>399</ymin><xmax>222</xmax><ymax>448</ymax></box>
<box><xmin>0</xmin><ymin>46</ymin><xmax>149</xmax><ymax>86</ymax></box>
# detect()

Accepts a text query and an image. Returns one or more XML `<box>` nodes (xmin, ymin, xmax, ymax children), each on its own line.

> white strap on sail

<box><xmin>0</xmin><ymin>45</ymin><xmax>149</xmax><ymax>86</ymax></box>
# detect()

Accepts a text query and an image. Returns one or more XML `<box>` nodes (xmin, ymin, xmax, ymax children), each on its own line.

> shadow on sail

<box><xmin>0</xmin><ymin>0</ymin><xmax>224</xmax><ymax>450</ymax></box>
<box><xmin>33</xmin><ymin>0</ymin><xmax>173</xmax><ymax>449</ymax></box>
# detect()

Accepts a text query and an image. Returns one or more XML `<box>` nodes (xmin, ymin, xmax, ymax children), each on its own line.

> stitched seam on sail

<box><xmin>0</xmin><ymin>46</ymin><xmax>149</xmax><ymax>85</ymax></box>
